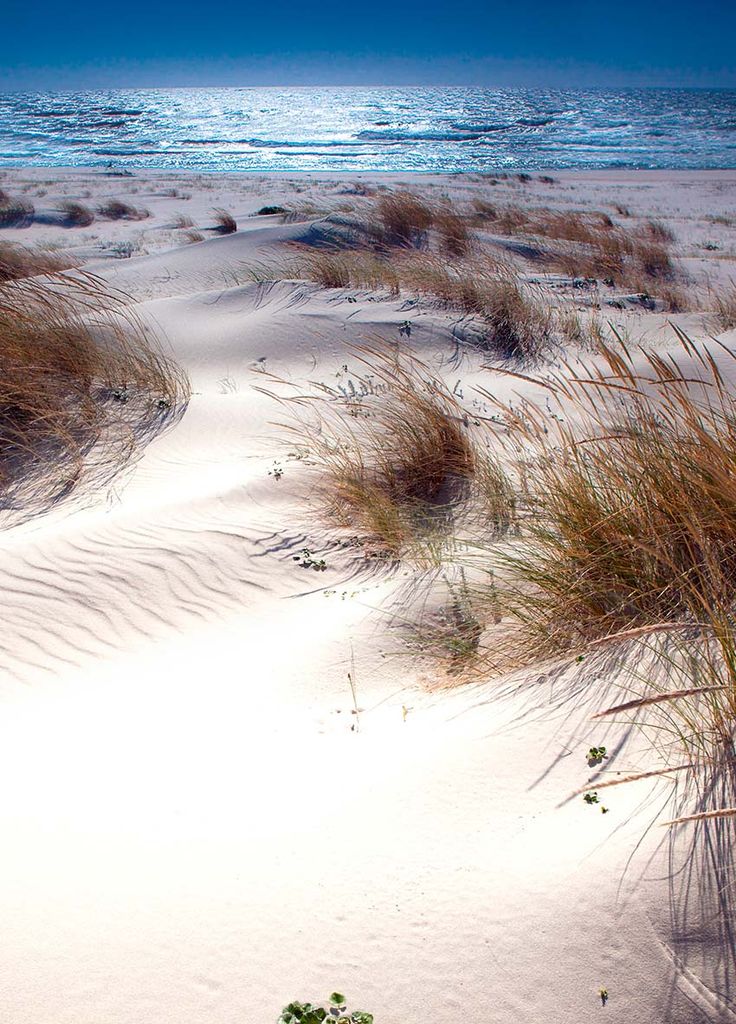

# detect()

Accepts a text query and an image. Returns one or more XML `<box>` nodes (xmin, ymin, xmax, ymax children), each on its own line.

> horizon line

<box><xmin>2</xmin><ymin>83</ymin><xmax>736</xmax><ymax>93</ymax></box>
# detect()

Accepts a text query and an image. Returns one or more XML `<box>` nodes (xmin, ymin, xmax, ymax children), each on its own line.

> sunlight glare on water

<box><xmin>0</xmin><ymin>87</ymin><xmax>734</xmax><ymax>171</ymax></box>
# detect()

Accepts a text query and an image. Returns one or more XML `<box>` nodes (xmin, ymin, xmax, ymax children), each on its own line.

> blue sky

<box><xmin>2</xmin><ymin>0</ymin><xmax>735</xmax><ymax>89</ymax></box>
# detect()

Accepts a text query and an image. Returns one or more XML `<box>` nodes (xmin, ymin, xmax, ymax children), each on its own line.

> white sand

<box><xmin>1</xmin><ymin>168</ymin><xmax>735</xmax><ymax>1023</ymax></box>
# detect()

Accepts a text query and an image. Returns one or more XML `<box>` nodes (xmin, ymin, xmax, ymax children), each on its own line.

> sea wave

<box><xmin>0</xmin><ymin>87</ymin><xmax>734</xmax><ymax>172</ymax></box>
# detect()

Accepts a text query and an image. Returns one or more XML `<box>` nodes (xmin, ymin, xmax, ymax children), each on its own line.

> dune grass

<box><xmin>289</xmin><ymin>249</ymin><xmax>555</xmax><ymax>362</ymax></box>
<box><xmin>470</xmin><ymin>201</ymin><xmax>677</xmax><ymax>292</ymax></box>
<box><xmin>264</xmin><ymin>346</ymin><xmax>478</xmax><ymax>559</ymax></box>
<box><xmin>213</xmin><ymin>208</ymin><xmax>237</xmax><ymax>234</ymax></box>
<box><xmin>0</xmin><ymin>241</ymin><xmax>77</xmax><ymax>283</ymax></box>
<box><xmin>292</xmin><ymin>250</ymin><xmax>401</xmax><ymax>293</ymax></box>
<box><xmin>458</xmin><ymin>329</ymin><xmax>736</xmax><ymax>787</ymax></box>
<box><xmin>713</xmin><ymin>282</ymin><xmax>736</xmax><ymax>332</ymax></box>
<box><xmin>371</xmin><ymin>191</ymin><xmax>435</xmax><ymax>248</ymax></box>
<box><xmin>58</xmin><ymin>200</ymin><xmax>95</xmax><ymax>227</ymax></box>
<box><xmin>97</xmin><ymin>199</ymin><xmax>149</xmax><ymax>221</ymax></box>
<box><xmin>0</xmin><ymin>270</ymin><xmax>189</xmax><ymax>524</ymax></box>
<box><xmin>337</xmin><ymin>189</ymin><xmax>474</xmax><ymax>257</ymax></box>
<box><xmin>172</xmin><ymin>212</ymin><xmax>194</xmax><ymax>229</ymax></box>
<box><xmin>488</xmin><ymin>330</ymin><xmax>736</xmax><ymax>652</ymax></box>
<box><xmin>0</xmin><ymin>190</ymin><xmax>34</xmax><ymax>227</ymax></box>
<box><xmin>265</xmin><ymin>189</ymin><xmax>682</xmax><ymax>357</ymax></box>
<box><xmin>276</xmin><ymin>324</ymin><xmax>736</xmax><ymax>767</ymax></box>
<box><xmin>641</xmin><ymin>218</ymin><xmax>676</xmax><ymax>244</ymax></box>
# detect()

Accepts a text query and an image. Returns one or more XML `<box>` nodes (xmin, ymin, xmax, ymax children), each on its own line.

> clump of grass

<box><xmin>0</xmin><ymin>191</ymin><xmax>34</xmax><ymax>227</ymax></box>
<box><xmin>183</xmin><ymin>229</ymin><xmax>205</xmax><ymax>244</ymax></box>
<box><xmin>97</xmin><ymin>199</ymin><xmax>149</xmax><ymax>221</ymax></box>
<box><xmin>471</xmin><ymin>199</ymin><xmax>498</xmax><ymax>223</ymax></box>
<box><xmin>490</xmin><ymin>329</ymin><xmax>736</xmax><ymax>656</ymax></box>
<box><xmin>397</xmin><ymin>255</ymin><xmax>553</xmax><ymax>361</ymax></box>
<box><xmin>256</xmin><ymin>205</ymin><xmax>287</xmax><ymax>216</ymax></box>
<box><xmin>641</xmin><ymin>218</ymin><xmax>676</xmax><ymax>244</ymax></box>
<box><xmin>295</xmin><ymin>250</ymin><xmax>400</xmax><ymax>293</ymax></box>
<box><xmin>213</xmin><ymin>208</ymin><xmax>237</xmax><ymax>234</ymax></box>
<box><xmin>266</xmin><ymin>346</ymin><xmax>477</xmax><ymax>558</ymax></box>
<box><xmin>706</xmin><ymin>214</ymin><xmax>734</xmax><ymax>228</ymax></box>
<box><xmin>659</xmin><ymin>282</ymin><xmax>691</xmax><ymax>313</ymax></box>
<box><xmin>372</xmin><ymin>190</ymin><xmax>435</xmax><ymax>248</ymax></box>
<box><xmin>172</xmin><ymin>212</ymin><xmax>194</xmax><ymax>229</ymax></box>
<box><xmin>0</xmin><ymin>271</ymin><xmax>189</xmax><ymax>524</ymax></box>
<box><xmin>471</xmin><ymin>277</ymin><xmax>553</xmax><ymax>361</ymax></box>
<box><xmin>469</xmin><ymin>202</ymin><xmax>677</xmax><ymax>291</ymax></box>
<box><xmin>157</xmin><ymin>187</ymin><xmax>190</xmax><ymax>199</ymax></box>
<box><xmin>556</xmin><ymin>308</ymin><xmax>594</xmax><ymax>347</ymax></box>
<box><xmin>634</xmin><ymin>239</ymin><xmax>675</xmax><ymax>282</ymax></box>
<box><xmin>713</xmin><ymin>282</ymin><xmax>736</xmax><ymax>332</ymax></box>
<box><xmin>290</xmin><ymin>249</ymin><xmax>553</xmax><ymax>362</ymax></box>
<box><xmin>0</xmin><ymin>242</ymin><xmax>77</xmax><ymax>283</ymax></box>
<box><xmin>434</xmin><ymin>204</ymin><xmax>473</xmax><ymax>257</ymax></box>
<box><xmin>58</xmin><ymin>200</ymin><xmax>95</xmax><ymax>227</ymax></box>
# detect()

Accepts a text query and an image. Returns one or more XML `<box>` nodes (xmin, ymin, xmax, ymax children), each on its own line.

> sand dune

<box><xmin>0</xmin><ymin>168</ymin><xmax>735</xmax><ymax>1023</ymax></box>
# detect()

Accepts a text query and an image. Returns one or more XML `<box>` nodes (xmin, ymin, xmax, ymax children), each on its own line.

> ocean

<box><xmin>1</xmin><ymin>87</ymin><xmax>734</xmax><ymax>173</ymax></box>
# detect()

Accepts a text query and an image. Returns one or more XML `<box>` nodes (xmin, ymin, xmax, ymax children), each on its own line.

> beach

<box><xmin>1</xmin><ymin>165</ymin><xmax>735</xmax><ymax>1023</ymax></box>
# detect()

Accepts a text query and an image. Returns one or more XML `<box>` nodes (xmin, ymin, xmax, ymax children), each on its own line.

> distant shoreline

<box><xmin>5</xmin><ymin>166</ymin><xmax>736</xmax><ymax>180</ymax></box>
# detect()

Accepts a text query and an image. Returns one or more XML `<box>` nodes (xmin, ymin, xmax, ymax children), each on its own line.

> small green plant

<box><xmin>586</xmin><ymin>746</ymin><xmax>608</xmax><ymax>766</ymax></box>
<box><xmin>583</xmin><ymin>791</ymin><xmax>609</xmax><ymax>813</ymax></box>
<box><xmin>599</xmin><ymin>987</ymin><xmax>609</xmax><ymax>1006</ymax></box>
<box><xmin>293</xmin><ymin>548</ymin><xmax>328</xmax><ymax>571</ymax></box>
<box><xmin>269</xmin><ymin>461</ymin><xmax>284</xmax><ymax>481</ymax></box>
<box><xmin>278</xmin><ymin>992</ymin><xmax>373</xmax><ymax>1024</ymax></box>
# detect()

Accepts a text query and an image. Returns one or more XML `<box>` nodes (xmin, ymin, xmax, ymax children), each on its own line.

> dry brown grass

<box><xmin>265</xmin><ymin>346</ymin><xmax>477</xmax><ymax>558</ymax></box>
<box><xmin>58</xmin><ymin>200</ymin><xmax>95</xmax><ymax>227</ymax></box>
<box><xmin>172</xmin><ymin>213</ymin><xmax>194</xmax><ymax>229</ymax></box>
<box><xmin>293</xmin><ymin>250</ymin><xmax>400</xmax><ymax>293</ymax></box>
<box><xmin>0</xmin><ymin>191</ymin><xmax>34</xmax><ymax>227</ymax></box>
<box><xmin>486</xmin><ymin>331</ymin><xmax>736</xmax><ymax>658</ymax></box>
<box><xmin>96</xmin><ymin>199</ymin><xmax>149</xmax><ymax>221</ymax></box>
<box><xmin>713</xmin><ymin>282</ymin><xmax>736</xmax><ymax>332</ymax></box>
<box><xmin>290</xmin><ymin>249</ymin><xmax>554</xmax><ymax>362</ymax></box>
<box><xmin>183</xmin><ymin>229</ymin><xmax>205</xmax><ymax>244</ymax></box>
<box><xmin>451</xmin><ymin>329</ymin><xmax>736</xmax><ymax>796</ymax></box>
<box><xmin>641</xmin><ymin>218</ymin><xmax>676</xmax><ymax>244</ymax></box>
<box><xmin>213</xmin><ymin>208</ymin><xmax>237</xmax><ymax>234</ymax></box>
<box><xmin>0</xmin><ymin>271</ymin><xmax>189</xmax><ymax>524</ymax></box>
<box><xmin>0</xmin><ymin>242</ymin><xmax>77</xmax><ymax>283</ymax></box>
<box><xmin>471</xmin><ymin>202</ymin><xmax>677</xmax><ymax>290</ymax></box>
<box><xmin>351</xmin><ymin>190</ymin><xmax>473</xmax><ymax>257</ymax></box>
<box><xmin>555</xmin><ymin>308</ymin><xmax>607</xmax><ymax>348</ymax></box>
<box><xmin>372</xmin><ymin>191</ymin><xmax>434</xmax><ymax>248</ymax></box>
<box><xmin>433</xmin><ymin>204</ymin><xmax>473</xmax><ymax>257</ymax></box>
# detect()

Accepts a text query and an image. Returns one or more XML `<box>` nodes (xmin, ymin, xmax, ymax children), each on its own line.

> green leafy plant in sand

<box><xmin>293</xmin><ymin>548</ymin><xmax>328</xmax><ymax>571</ymax></box>
<box><xmin>278</xmin><ymin>992</ymin><xmax>373</xmax><ymax>1024</ymax></box>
